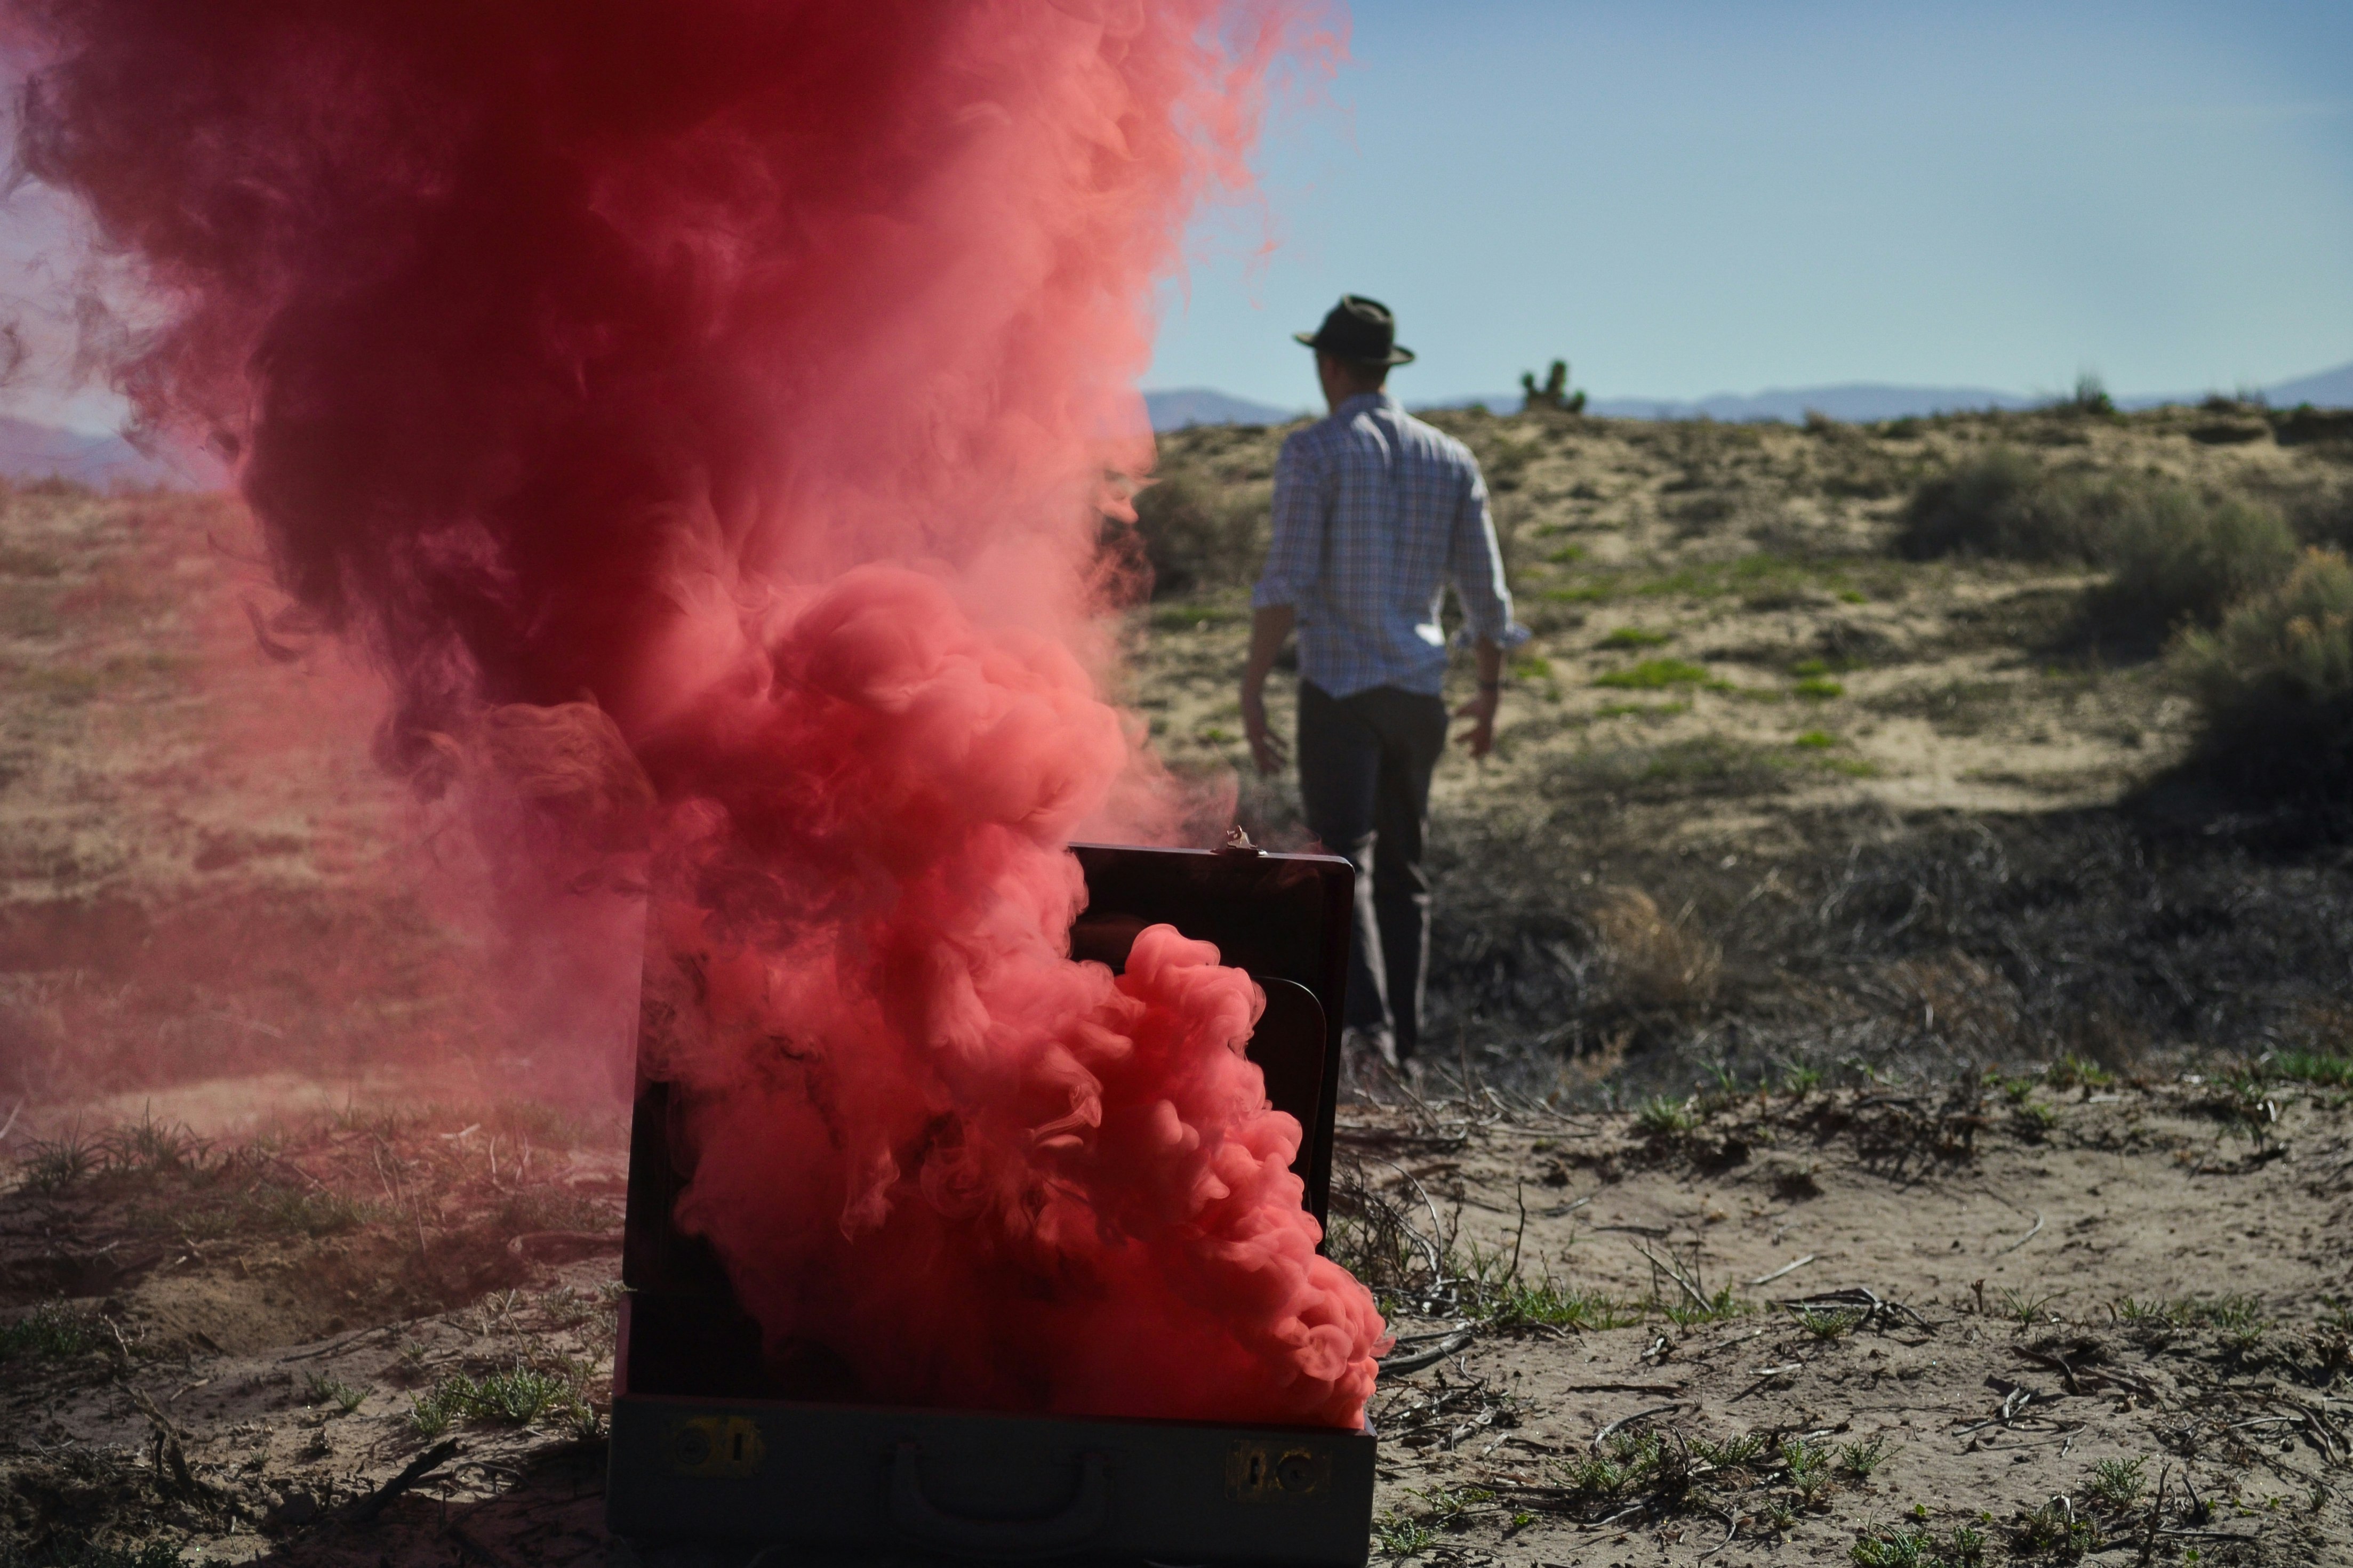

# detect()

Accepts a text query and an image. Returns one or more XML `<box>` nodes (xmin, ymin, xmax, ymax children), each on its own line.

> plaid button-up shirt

<box><xmin>1252</xmin><ymin>392</ymin><xmax>1528</xmax><ymax>699</ymax></box>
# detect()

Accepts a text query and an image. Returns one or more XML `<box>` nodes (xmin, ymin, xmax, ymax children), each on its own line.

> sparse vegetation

<box><xmin>2174</xmin><ymin>546</ymin><xmax>2353</xmax><ymax>795</ymax></box>
<box><xmin>409</xmin><ymin>1363</ymin><xmax>593</xmax><ymax>1437</ymax></box>
<box><xmin>1894</xmin><ymin>448</ymin><xmax>2104</xmax><ymax>562</ymax></box>
<box><xmin>2093</xmin><ymin>488</ymin><xmax>2297</xmax><ymax>637</ymax></box>
<box><xmin>1129</xmin><ymin>471</ymin><xmax>1266</xmax><ymax>599</ymax></box>
<box><xmin>0</xmin><ymin>1301</ymin><xmax>112</xmax><ymax>1363</ymax></box>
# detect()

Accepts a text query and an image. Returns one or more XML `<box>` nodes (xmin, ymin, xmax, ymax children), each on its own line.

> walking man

<box><xmin>1239</xmin><ymin>295</ymin><xmax>1527</xmax><ymax>1074</ymax></box>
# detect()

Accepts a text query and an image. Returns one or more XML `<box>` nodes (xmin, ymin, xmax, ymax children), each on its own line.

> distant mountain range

<box><xmin>1143</xmin><ymin>388</ymin><xmax>1306</xmax><ymax>430</ymax></box>
<box><xmin>0</xmin><ymin>415</ymin><xmax>214</xmax><ymax>488</ymax></box>
<box><xmin>9</xmin><ymin>362</ymin><xmax>2348</xmax><ymax>483</ymax></box>
<box><xmin>1148</xmin><ymin>359</ymin><xmax>2353</xmax><ymax>432</ymax></box>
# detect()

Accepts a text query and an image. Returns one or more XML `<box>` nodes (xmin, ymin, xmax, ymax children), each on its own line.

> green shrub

<box><xmin>1131</xmin><ymin>473</ymin><xmax>1263</xmax><ymax>600</ymax></box>
<box><xmin>2096</xmin><ymin>490</ymin><xmax>2296</xmax><ymax>635</ymax></box>
<box><xmin>2173</xmin><ymin>548</ymin><xmax>2353</xmax><ymax>794</ymax></box>
<box><xmin>1894</xmin><ymin>448</ymin><xmax>2105</xmax><ymax>562</ymax></box>
<box><xmin>1</xmin><ymin>1301</ymin><xmax>112</xmax><ymax>1362</ymax></box>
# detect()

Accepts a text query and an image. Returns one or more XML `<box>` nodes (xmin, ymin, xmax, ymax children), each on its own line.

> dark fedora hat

<box><xmin>1293</xmin><ymin>294</ymin><xmax>1415</xmax><ymax>366</ymax></box>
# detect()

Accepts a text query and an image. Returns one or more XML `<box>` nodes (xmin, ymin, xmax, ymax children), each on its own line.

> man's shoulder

<box><xmin>1277</xmin><ymin>415</ymin><xmax>1339</xmax><ymax>464</ymax></box>
<box><xmin>1392</xmin><ymin>409</ymin><xmax>1480</xmax><ymax>475</ymax></box>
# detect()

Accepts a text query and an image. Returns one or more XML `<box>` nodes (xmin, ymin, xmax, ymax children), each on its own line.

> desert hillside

<box><xmin>5</xmin><ymin>398</ymin><xmax>2353</xmax><ymax>1567</ymax></box>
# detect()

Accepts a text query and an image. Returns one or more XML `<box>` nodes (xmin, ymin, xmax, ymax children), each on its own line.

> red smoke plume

<box><xmin>9</xmin><ymin>2</ymin><xmax>1382</xmax><ymax>1424</ymax></box>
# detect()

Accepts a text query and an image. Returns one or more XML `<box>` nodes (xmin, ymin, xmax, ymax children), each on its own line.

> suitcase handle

<box><xmin>890</xmin><ymin>1442</ymin><xmax>1111</xmax><ymax>1559</ymax></box>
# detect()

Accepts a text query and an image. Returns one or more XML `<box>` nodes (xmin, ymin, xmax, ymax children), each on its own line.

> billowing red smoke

<box><xmin>9</xmin><ymin>1</ymin><xmax>1383</xmax><ymax>1424</ymax></box>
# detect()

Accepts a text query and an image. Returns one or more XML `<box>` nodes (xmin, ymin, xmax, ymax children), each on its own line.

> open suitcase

<box><xmin>607</xmin><ymin>840</ymin><xmax>1375</xmax><ymax>1566</ymax></box>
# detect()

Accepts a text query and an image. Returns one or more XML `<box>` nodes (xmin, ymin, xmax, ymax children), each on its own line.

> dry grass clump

<box><xmin>2095</xmin><ymin>488</ymin><xmax>2298</xmax><ymax>636</ymax></box>
<box><xmin>1590</xmin><ymin>886</ymin><xmax>1720</xmax><ymax>1017</ymax></box>
<box><xmin>1893</xmin><ymin>448</ymin><xmax>2106</xmax><ymax>562</ymax></box>
<box><xmin>2173</xmin><ymin>547</ymin><xmax>2353</xmax><ymax>795</ymax></box>
<box><xmin>1129</xmin><ymin>471</ymin><xmax>1265</xmax><ymax>599</ymax></box>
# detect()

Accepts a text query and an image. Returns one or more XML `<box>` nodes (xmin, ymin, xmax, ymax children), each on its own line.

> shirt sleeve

<box><xmin>1446</xmin><ymin>458</ymin><xmax>1531</xmax><ymax>649</ymax></box>
<box><xmin>1252</xmin><ymin>430</ymin><xmax>1324</xmax><ymax>612</ymax></box>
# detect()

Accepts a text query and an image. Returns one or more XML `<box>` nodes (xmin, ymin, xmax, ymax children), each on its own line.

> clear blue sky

<box><xmin>1148</xmin><ymin>0</ymin><xmax>2353</xmax><ymax>408</ymax></box>
<box><xmin>4</xmin><ymin>4</ymin><xmax>2347</xmax><ymax>431</ymax></box>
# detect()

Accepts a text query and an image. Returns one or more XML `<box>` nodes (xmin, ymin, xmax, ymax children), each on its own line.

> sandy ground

<box><xmin>5</xmin><ymin>1079</ymin><xmax>2349</xmax><ymax>1566</ymax></box>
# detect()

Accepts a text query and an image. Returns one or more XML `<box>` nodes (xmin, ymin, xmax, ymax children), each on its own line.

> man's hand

<box><xmin>1241</xmin><ymin>685</ymin><xmax>1288</xmax><ymax>776</ymax></box>
<box><xmin>1453</xmin><ymin>688</ymin><xmax>1498</xmax><ymax>759</ymax></box>
<box><xmin>1456</xmin><ymin>640</ymin><xmax>1505</xmax><ymax>760</ymax></box>
<box><xmin>1239</xmin><ymin>604</ymin><xmax>1296</xmax><ymax>777</ymax></box>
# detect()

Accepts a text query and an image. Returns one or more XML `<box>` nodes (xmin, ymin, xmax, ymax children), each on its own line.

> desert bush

<box><xmin>2173</xmin><ymin>548</ymin><xmax>2353</xmax><ymax>794</ymax></box>
<box><xmin>1590</xmin><ymin>887</ymin><xmax>1720</xmax><ymax>1017</ymax></box>
<box><xmin>2093</xmin><ymin>488</ymin><xmax>2296</xmax><ymax>635</ymax></box>
<box><xmin>1130</xmin><ymin>471</ymin><xmax>1263</xmax><ymax>599</ymax></box>
<box><xmin>2063</xmin><ymin>372</ymin><xmax>2116</xmax><ymax>416</ymax></box>
<box><xmin>1893</xmin><ymin>448</ymin><xmax>2107</xmax><ymax>562</ymax></box>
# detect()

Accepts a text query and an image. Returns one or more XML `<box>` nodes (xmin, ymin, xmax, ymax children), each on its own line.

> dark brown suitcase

<box><xmin>607</xmin><ymin>840</ymin><xmax>1375</xmax><ymax>1566</ymax></box>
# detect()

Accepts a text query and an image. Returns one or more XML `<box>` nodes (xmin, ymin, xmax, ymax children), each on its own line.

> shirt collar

<box><xmin>1332</xmin><ymin>391</ymin><xmax>1398</xmax><ymax>419</ymax></box>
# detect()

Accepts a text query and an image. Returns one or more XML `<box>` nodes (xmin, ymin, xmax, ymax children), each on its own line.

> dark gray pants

<box><xmin>1295</xmin><ymin>680</ymin><xmax>1448</xmax><ymax>1062</ymax></box>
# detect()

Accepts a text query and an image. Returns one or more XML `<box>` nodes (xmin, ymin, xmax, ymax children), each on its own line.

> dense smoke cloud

<box><xmin>7</xmin><ymin>0</ymin><xmax>1381</xmax><ymax>1424</ymax></box>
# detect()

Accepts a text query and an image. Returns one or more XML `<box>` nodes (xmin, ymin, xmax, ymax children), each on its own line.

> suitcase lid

<box><xmin>621</xmin><ymin>839</ymin><xmax>1355</xmax><ymax>1317</ymax></box>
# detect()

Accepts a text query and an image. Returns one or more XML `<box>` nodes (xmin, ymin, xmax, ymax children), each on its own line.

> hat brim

<box><xmin>1292</xmin><ymin>331</ymin><xmax>1415</xmax><ymax>366</ymax></box>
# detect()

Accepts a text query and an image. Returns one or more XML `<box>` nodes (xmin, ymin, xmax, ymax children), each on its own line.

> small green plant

<box><xmin>2268</xmin><ymin>1048</ymin><xmax>2353</xmax><ymax>1087</ymax></box>
<box><xmin>1662</xmin><ymin>1285</ymin><xmax>1749</xmax><ymax>1328</ymax></box>
<box><xmin>1852</xmin><ymin>1530</ymin><xmax>1934</xmax><ymax>1568</ymax></box>
<box><xmin>1992</xmin><ymin>1073</ymin><xmax>2037</xmax><ymax>1104</ymax></box>
<box><xmin>1995</xmin><ymin>1286</ymin><xmax>2064</xmax><ymax>1326</ymax></box>
<box><xmin>1837</xmin><ymin>1434</ymin><xmax>1898</xmax><ymax>1480</ymax></box>
<box><xmin>1790</xmin><ymin>1304</ymin><xmax>1867</xmax><ymax>1340</ymax></box>
<box><xmin>1794</xmin><ymin>729</ymin><xmax>1837</xmax><ymax>749</ymax></box>
<box><xmin>1370</xmin><ymin>1510</ymin><xmax>1438</xmax><ymax>1559</ymax></box>
<box><xmin>1778</xmin><ymin>1065</ymin><xmax>1824</xmax><ymax>1096</ymax></box>
<box><xmin>1409</xmin><ymin>1485</ymin><xmax>1493</xmax><ymax>1529</ymax></box>
<box><xmin>1477</xmin><ymin>1278</ymin><xmax>1642</xmax><ymax>1331</ymax></box>
<box><xmin>2012</xmin><ymin>1101</ymin><xmax>2058</xmax><ymax>1137</ymax></box>
<box><xmin>407</xmin><ymin>1364</ymin><xmax>590</xmax><ymax>1436</ymax></box>
<box><xmin>1854</xmin><ymin>1525</ymin><xmax>1984</xmax><ymax>1568</ymax></box>
<box><xmin>301</xmin><ymin>1370</ymin><xmax>367</xmax><ymax>1414</ymax></box>
<box><xmin>408</xmin><ymin>1379</ymin><xmax>467</xmax><ymax>1439</ymax></box>
<box><xmin>1595</xmin><ymin>657</ymin><xmax>1719</xmax><ymax>690</ymax></box>
<box><xmin>1602</xmin><ymin>626</ymin><xmax>1670</xmax><ymax>648</ymax></box>
<box><xmin>22</xmin><ymin>1128</ymin><xmax>103</xmax><ymax>1191</ymax></box>
<box><xmin>2087</xmin><ymin>1457</ymin><xmax>2146</xmax><ymax>1509</ymax></box>
<box><xmin>0</xmin><ymin>1300</ymin><xmax>113</xmax><ymax>1362</ymax></box>
<box><xmin>2012</xmin><ymin>1497</ymin><xmax>2098</xmax><ymax>1557</ymax></box>
<box><xmin>1781</xmin><ymin>1437</ymin><xmax>1832</xmax><ymax>1504</ymax></box>
<box><xmin>2045</xmin><ymin>1055</ymin><xmax>2112</xmax><ymax>1090</ymax></box>
<box><xmin>1690</xmin><ymin>1432</ymin><xmax>1770</xmax><ymax>1470</ymax></box>
<box><xmin>1634</xmin><ymin>1095</ymin><xmax>1696</xmax><ymax>1136</ymax></box>
<box><xmin>1794</xmin><ymin>676</ymin><xmax>1845</xmax><ymax>701</ymax></box>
